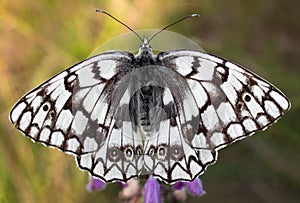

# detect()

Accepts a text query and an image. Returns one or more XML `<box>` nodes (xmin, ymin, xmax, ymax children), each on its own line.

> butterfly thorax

<box><xmin>134</xmin><ymin>38</ymin><xmax>156</xmax><ymax>66</ymax></box>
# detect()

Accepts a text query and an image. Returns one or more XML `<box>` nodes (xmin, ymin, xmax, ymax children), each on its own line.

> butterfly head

<box><xmin>139</xmin><ymin>38</ymin><xmax>152</xmax><ymax>52</ymax></box>
<box><xmin>135</xmin><ymin>38</ymin><xmax>156</xmax><ymax>65</ymax></box>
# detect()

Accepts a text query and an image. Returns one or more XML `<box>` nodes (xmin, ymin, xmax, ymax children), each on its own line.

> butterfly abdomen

<box><xmin>129</xmin><ymin>85</ymin><xmax>165</xmax><ymax>133</ymax></box>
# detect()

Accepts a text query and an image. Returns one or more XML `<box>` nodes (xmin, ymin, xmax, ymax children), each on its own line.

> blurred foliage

<box><xmin>0</xmin><ymin>0</ymin><xmax>299</xmax><ymax>202</ymax></box>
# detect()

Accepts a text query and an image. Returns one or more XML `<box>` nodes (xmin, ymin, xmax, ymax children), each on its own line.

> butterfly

<box><xmin>9</xmin><ymin>11</ymin><xmax>290</xmax><ymax>184</ymax></box>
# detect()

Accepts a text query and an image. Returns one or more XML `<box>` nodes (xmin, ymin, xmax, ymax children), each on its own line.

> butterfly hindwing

<box><xmin>77</xmin><ymin>119</ymin><xmax>144</xmax><ymax>182</ymax></box>
<box><xmin>77</xmin><ymin>76</ymin><xmax>145</xmax><ymax>182</ymax></box>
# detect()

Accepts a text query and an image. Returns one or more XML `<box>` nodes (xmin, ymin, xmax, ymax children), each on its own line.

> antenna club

<box><xmin>191</xmin><ymin>14</ymin><xmax>200</xmax><ymax>17</ymax></box>
<box><xmin>95</xmin><ymin>9</ymin><xmax>104</xmax><ymax>13</ymax></box>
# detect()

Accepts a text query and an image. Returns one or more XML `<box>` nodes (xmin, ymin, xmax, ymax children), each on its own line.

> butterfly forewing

<box><xmin>10</xmin><ymin>52</ymin><xmax>134</xmax><ymax>155</ymax></box>
<box><xmin>158</xmin><ymin>50</ymin><xmax>290</xmax><ymax>150</ymax></box>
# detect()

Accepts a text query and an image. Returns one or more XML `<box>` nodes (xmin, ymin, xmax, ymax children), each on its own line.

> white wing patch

<box><xmin>174</xmin><ymin>56</ymin><xmax>194</xmax><ymax>76</ymax></box>
<box><xmin>98</xmin><ymin>60</ymin><xmax>117</xmax><ymax>80</ymax></box>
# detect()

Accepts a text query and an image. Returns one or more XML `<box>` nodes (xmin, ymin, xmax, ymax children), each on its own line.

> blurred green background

<box><xmin>1</xmin><ymin>0</ymin><xmax>299</xmax><ymax>202</ymax></box>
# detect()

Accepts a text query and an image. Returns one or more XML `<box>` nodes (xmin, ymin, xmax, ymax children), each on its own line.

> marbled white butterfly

<box><xmin>10</xmin><ymin>10</ymin><xmax>290</xmax><ymax>183</ymax></box>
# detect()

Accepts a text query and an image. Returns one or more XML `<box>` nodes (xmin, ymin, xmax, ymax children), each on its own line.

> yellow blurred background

<box><xmin>1</xmin><ymin>0</ymin><xmax>299</xmax><ymax>202</ymax></box>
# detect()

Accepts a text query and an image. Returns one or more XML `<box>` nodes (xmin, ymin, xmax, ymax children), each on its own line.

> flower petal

<box><xmin>86</xmin><ymin>177</ymin><xmax>106</xmax><ymax>192</ymax></box>
<box><xmin>186</xmin><ymin>178</ymin><xmax>206</xmax><ymax>196</ymax></box>
<box><xmin>144</xmin><ymin>176</ymin><xmax>161</xmax><ymax>203</ymax></box>
<box><xmin>173</xmin><ymin>181</ymin><xmax>185</xmax><ymax>190</ymax></box>
<box><xmin>118</xmin><ymin>181</ymin><xmax>127</xmax><ymax>188</ymax></box>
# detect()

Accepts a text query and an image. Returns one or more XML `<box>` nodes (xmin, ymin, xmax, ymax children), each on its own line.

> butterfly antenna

<box><xmin>148</xmin><ymin>13</ymin><xmax>200</xmax><ymax>43</ymax></box>
<box><xmin>96</xmin><ymin>9</ymin><xmax>143</xmax><ymax>43</ymax></box>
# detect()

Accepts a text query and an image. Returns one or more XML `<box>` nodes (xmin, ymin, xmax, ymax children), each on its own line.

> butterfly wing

<box><xmin>149</xmin><ymin>50</ymin><xmax>291</xmax><ymax>183</ymax></box>
<box><xmin>77</xmin><ymin>76</ymin><xmax>145</xmax><ymax>182</ymax></box>
<box><xmin>10</xmin><ymin>51</ymin><xmax>145</xmax><ymax>182</ymax></box>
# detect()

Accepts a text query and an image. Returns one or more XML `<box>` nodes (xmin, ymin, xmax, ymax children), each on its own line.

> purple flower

<box><xmin>118</xmin><ymin>181</ymin><xmax>127</xmax><ymax>188</ymax></box>
<box><xmin>85</xmin><ymin>175</ymin><xmax>205</xmax><ymax>202</ymax></box>
<box><xmin>86</xmin><ymin>176</ymin><xmax>106</xmax><ymax>192</ymax></box>
<box><xmin>144</xmin><ymin>176</ymin><xmax>162</xmax><ymax>203</ymax></box>
<box><xmin>173</xmin><ymin>181</ymin><xmax>185</xmax><ymax>190</ymax></box>
<box><xmin>186</xmin><ymin>178</ymin><xmax>206</xmax><ymax>196</ymax></box>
